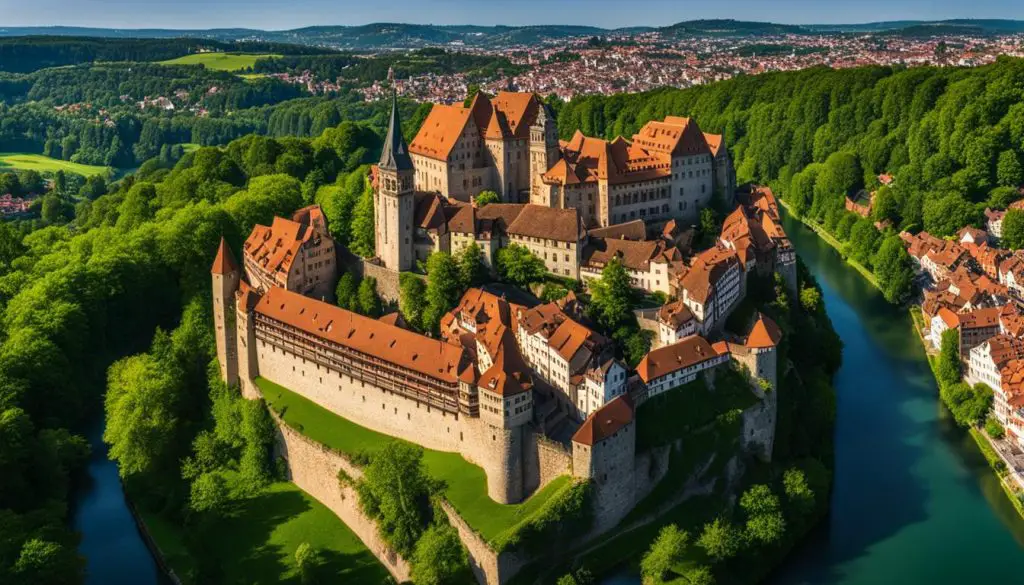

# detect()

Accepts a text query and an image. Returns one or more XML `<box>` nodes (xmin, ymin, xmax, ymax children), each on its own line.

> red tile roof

<box><xmin>572</xmin><ymin>394</ymin><xmax>634</xmax><ymax>446</ymax></box>
<box><xmin>211</xmin><ymin>237</ymin><xmax>238</xmax><ymax>275</ymax></box>
<box><xmin>636</xmin><ymin>335</ymin><xmax>726</xmax><ymax>383</ymax></box>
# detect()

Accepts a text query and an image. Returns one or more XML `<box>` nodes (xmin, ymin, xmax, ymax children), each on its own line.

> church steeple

<box><xmin>378</xmin><ymin>90</ymin><xmax>413</xmax><ymax>172</ymax></box>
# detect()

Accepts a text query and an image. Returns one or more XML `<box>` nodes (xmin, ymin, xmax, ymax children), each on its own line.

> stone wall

<box><xmin>740</xmin><ymin>388</ymin><xmax>777</xmax><ymax>461</ymax></box>
<box><xmin>523</xmin><ymin>432</ymin><xmax>572</xmax><ymax>495</ymax></box>
<box><xmin>256</xmin><ymin>342</ymin><xmax>526</xmax><ymax>503</ymax></box>
<box><xmin>440</xmin><ymin>500</ymin><xmax>530</xmax><ymax>585</ymax></box>
<box><xmin>272</xmin><ymin>413</ymin><xmax>411</xmax><ymax>582</ymax></box>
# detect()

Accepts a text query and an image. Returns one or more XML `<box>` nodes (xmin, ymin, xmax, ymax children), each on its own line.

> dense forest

<box><xmin>0</xmin><ymin>61</ymin><xmax>427</xmax><ymax>167</ymax></box>
<box><xmin>554</xmin><ymin>57</ymin><xmax>1024</xmax><ymax>301</ymax></box>
<box><xmin>0</xmin><ymin>36</ymin><xmax>332</xmax><ymax>73</ymax></box>
<box><xmin>0</xmin><ymin>117</ymin><xmax>386</xmax><ymax>583</ymax></box>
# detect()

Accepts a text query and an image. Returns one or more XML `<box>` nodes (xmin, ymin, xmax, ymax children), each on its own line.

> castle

<box><xmin>211</xmin><ymin>93</ymin><xmax>798</xmax><ymax>584</ymax></box>
<box><xmin>373</xmin><ymin>90</ymin><xmax>736</xmax><ymax>273</ymax></box>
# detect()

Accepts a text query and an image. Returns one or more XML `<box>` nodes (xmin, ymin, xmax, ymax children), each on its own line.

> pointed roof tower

<box><xmin>211</xmin><ymin>237</ymin><xmax>238</xmax><ymax>275</ymax></box>
<box><xmin>378</xmin><ymin>90</ymin><xmax>414</xmax><ymax>172</ymax></box>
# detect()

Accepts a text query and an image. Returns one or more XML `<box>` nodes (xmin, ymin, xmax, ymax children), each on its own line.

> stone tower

<box><xmin>737</xmin><ymin>313</ymin><xmax>781</xmax><ymax>461</ymax></box>
<box><xmin>374</xmin><ymin>91</ymin><xmax>415</xmax><ymax>272</ymax></box>
<box><xmin>529</xmin><ymin>102</ymin><xmax>560</xmax><ymax>205</ymax></box>
<box><xmin>211</xmin><ymin>237</ymin><xmax>240</xmax><ymax>386</ymax></box>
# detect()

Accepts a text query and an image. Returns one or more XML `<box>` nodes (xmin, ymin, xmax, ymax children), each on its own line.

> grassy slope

<box><xmin>256</xmin><ymin>377</ymin><xmax>571</xmax><ymax>542</ymax></box>
<box><xmin>142</xmin><ymin>480</ymin><xmax>389</xmax><ymax>585</ymax></box>
<box><xmin>0</xmin><ymin>153</ymin><xmax>110</xmax><ymax>177</ymax></box>
<box><xmin>159</xmin><ymin>53</ymin><xmax>281</xmax><ymax>72</ymax></box>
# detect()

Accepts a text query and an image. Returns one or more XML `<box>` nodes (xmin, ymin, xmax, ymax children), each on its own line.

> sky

<box><xmin>0</xmin><ymin>0</ymin><xmax>1023</xmax><ymax>30</ymax></box>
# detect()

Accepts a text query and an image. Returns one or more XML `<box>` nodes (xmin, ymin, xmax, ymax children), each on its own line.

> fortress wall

<box><xmin>256</xmin><ymin>342</ymin><xmax>525</xmax><ymax>503</ymax></box>
<box><xmin>273</xmin><ymin>413</ymin><xmax>411</xmax><ymax>582</ymax></box>
<box><xmin>439</xmin><ymin>500</ymin><xmax>531</xmax><ymax>585</ymax></box>
<box><xmin>741</xmin><ymin>389</ymin><xmax>776</xmax><ymax>462</ymax></box>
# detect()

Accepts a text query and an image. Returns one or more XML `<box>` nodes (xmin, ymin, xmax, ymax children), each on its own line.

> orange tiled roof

<box><xmin>746</xmin><ymin>313</ymin><xmax>782</xmax><ymax>348</ymax></box>
<box><xmin>211</xmin><ymin>237</ymin><xmax>238</xmax><ymax>275</ymax></box>
<box><xmin>244</xmin><ymin>215</ymin><xmax>319</xmax><ymax>279</ymax></box>
<box><xmin>572</xmin><ymin>394</ymin><xmax>634</xmax><ymax>446</ymax></box>
<box><xmin>255</xmin><ymin>286</ymin><xmax>468</xmax><ymax>385</ymax></box>
<box><xmin>636</xmin><ymin>334</ymin><xmax>726</xmax><ymax>383</ymax></box>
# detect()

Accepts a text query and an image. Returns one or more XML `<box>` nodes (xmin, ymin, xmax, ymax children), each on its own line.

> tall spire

<box><xmin>378</xmin><ymin>89</ymin><xmax>413</xmax><ymax>172</ymax></box>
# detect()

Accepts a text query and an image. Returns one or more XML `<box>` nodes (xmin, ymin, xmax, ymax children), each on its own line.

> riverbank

<box><xmin>769</xmin><ymin>211</ymin><xmax>1024</xmax><ymax>585</ymax></box>
<box><xmin>776</xmin><ymin>199</ymin><xmax>882</xmax><ymax>293</ymax></box>
<box><xmin>788</xmin><ymin>207</ymin><xmax>1024</xmax><ymax>526</ymax></box>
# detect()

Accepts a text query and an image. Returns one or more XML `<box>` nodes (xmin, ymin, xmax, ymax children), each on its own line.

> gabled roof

<box><xmin>636</xmin><ymin>334</ymin><xmax>726</xmax><ymax>383</ymax></box>
<box><xmin>255</xmin><ymin>287</ymin><xmax>467</xmax><ymax>384</ymax></box>
<box><xmin>572</xmin><ymin>394</ymin><xmax>634</xmax><ymax>446</ymax></box>
<box><xmin>211</xmin><ymin>237</ymin><xmax>238</xmax><ymax>275</ymax></box>
<box><xmin>506</xmin><ymin>205</ymin><xmax>584</xmax><ymax>243</ymax></box>
<box><xmin>409</xmin><ymin>103</ymin><xmax>473</xmax><ymax>161</ymax></box>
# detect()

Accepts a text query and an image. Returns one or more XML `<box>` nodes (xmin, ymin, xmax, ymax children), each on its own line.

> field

<box><xmin>256</xmin><ymin>377</ymin><xmax>573</xmax><ymax>542</ymax></box>
<box><xmin>159</xmin><ymin>53</ymin><xmax>280</xmax><ymax>72</ymax></box>
<box><xmin>141</xmin><ymin>479</ymin><xmax>388</xmax><ymax>585</ymax></box>
<box><xmin>0</xmin><ymin>153</ymin><xmax>110</xmax><ymax>177</ymax></box>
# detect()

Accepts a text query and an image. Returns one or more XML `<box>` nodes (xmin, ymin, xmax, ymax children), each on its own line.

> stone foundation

<box><xmin>272</xmin><ymin>412</ymin><xmax>411</xmax><ymax>582</ymax></box>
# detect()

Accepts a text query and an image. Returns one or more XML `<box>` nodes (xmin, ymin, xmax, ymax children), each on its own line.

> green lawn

<box><xmin>257</xmin><ymin>376</ymin><xmax>572</xmax><ymax>542</ymax></box>
<box><xmin>141</xmin><ymin>480</ymin><xmax>389</xmax><ymax>585</ymax></box>
<box><xmin>0</xmin><ymin>153</ymin><xmax>110</xmax><ymax>177</ymax></box>
<box><xmin>159</xmin><ymin>53</ymin><xmax>280</xmax><ymax>72</ymax></box>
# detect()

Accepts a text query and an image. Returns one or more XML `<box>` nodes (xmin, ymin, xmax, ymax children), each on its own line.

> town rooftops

<box><xmin>243</xmin><ymin>206</ymin><xmax>330</xmax><ymax>280</ymax></box>
<box><xmin>255</xmin><ymin>286</ymin><xmax>468</xmax><ymax>385</ymax></box>
<box><xmin>409</xmin><ymin>91</ymin><xmax>541</xmax><ymax>162</ymax></box>
<box><xmin>572</xmin><ymin>394</ymin><xmax>634</xmax><ymax>447</ymax></box>
<box><xmin>958</xmin><ymin>306</ymin><xmax>1001</xmax><ymax>330</ymax></box>
<box><xmin>211</xmin><ymin>237</ymin><xmax>238</xmax><ymax>275</ymax></box>
<box><xmin>519</xmin><ymin>302</ymin><xmax>605</xmax><ymax>363</ymax></box>
<box><xmin>583</xmin><ymin>238</ymin><xmax>669</xmax><ymax>273</ymax></box>
<box><xmin>636</xmin><ymin>334</ymin><xmax>727</xmax><ymax>383</ymax></box>
<box><xmin>937</xmin><ymin>306</ymin><xmax>960</xmax><ymax>329</ymax></box>
<box><xmin>477</xmin><ymin>327</ymin><xmax>533</xmax><ymax>397</ymax></box>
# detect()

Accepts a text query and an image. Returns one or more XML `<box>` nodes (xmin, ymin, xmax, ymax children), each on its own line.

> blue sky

<box><xmin>0</xmin><ymin>0</ymin><xmax>1022</xmax><ymax>30</ymax></box>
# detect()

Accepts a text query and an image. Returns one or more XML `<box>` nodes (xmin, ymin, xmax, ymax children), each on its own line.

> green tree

<box><xmin>189</xmin><ymin>470</ymin><xmax>229</xmax><ymax>514</ymax></box>
<box><xmin>103</xmin><ymin>353</ymin><xmax>181</xmax><ymax>477</ymax></box>
<box><xmin>350</xmin><ymin>179</ymin><xmax>375</xmax><ymax>257</ymax></box>
<box><xmin>495</xmin><ymin>244</ymin><xmax>547</xmax><ymax>287</ymax></box>
<box><xmin>424</xmin><ymin>252</ymin><xmax>463</xmax><ymax>333</ymax></box>
<box><xmin>936</xmin><ymin>328</ymin><xmax>961</xmax><ymax>387</ymax></box>
<box><xmin>783</xmin><ymin>468</ymin><xmax>816</xmax><ymax>516</ymax></box>
<box><xmin>697</xmin><ymin>518</ymin><xmax>742</xmax><ymax>562</ymax></box>
<box><xmin>997</xmin><ymin>150</ymin><xmax>1024</xmax><ymax>187</ymax></box>
<box><xmin>740</xmin><ymin>484</ymin><xmax>786</xmax><ymax>546</ymax></box>
<box><xmin>399</xmin><ymin>273</ymin><xmax>427</xmax><ymax>330</ymax></box>
<box><xmin>923</xmin><ymin>192</ymin><xmax>976</xmax><ymax>237</ymax></box>
<box><xmin>12</xmin><ymin>538</ymin><xmax>84</xmax><ymax>585</ymax></box>
<box><xmin>872</xmin><ymin>235</ymin><xmax>914</xmax><ymax>303</ymax></box>
<box><xmin>697</xmin><ymin>207</ymin><xmax>720</xmax><ymax>248</ymax></box>
<box><xmin>356</xmin><ymin>441</ymin><xmax>435</xmax><ymax>556</ymax></box>
<box><xmin>590</xmin><ymin>257</ymin><xmax>634</xmax><ymax>331</ymax></box>
<box><xmin>410</xmin><ymin>524</ymin><xmax>469</xmax><ymax>585</ymax></box>
<box><xmin>986</xmin><ymin>417</ymin><xmax>1006</xmax><ymax>439</ymax></box>
<box><xmin>475</xmin><ymin>190</ymin><xmax>500</xmax><ymax>206</ymax></box>
<box><xmin>457</xmin><ymin>242</ymin><xmax>488</xmax><ymax>289</ymax></box>
<box><xmin>357</xmin><ymin>277</ymin><xmax>382</xmax><ymax>317</ymax></box>
<box><xmin>682</xmin><ymin>566</ymin><xmax>715</xmax><ymax>585</ymax></box>
<box><xmin>1002</xmin><ymin>209</ymin><xmax>1024</xmax><ymax>250</ymax></box>
<box><xmin>295</xmin><ymin>542</ymin><xmax>322</xmax><ymax>585</ymax></box>
<box><xmin>336</xmin><ymin>272</ymin><xmax>358</xmax><ymax>311</ymax></box>
<box><xmin>640</xmin><ymin>524</ymin><xmax>689</xmax><ymax>584</ymax></box>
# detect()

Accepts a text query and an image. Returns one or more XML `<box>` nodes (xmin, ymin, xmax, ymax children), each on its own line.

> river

<box><xmin>72</xmin><ymin>211</ymin><xmax>1024</xmax><ymax>584</ymax></box>
<box><xmin>71</xmin><ymin>422</ymin><xmax>161</xmax><ymax>585</ymax></box>
<box><xmin>607</xmin><ymin>212</ymin><xmax>1024</xmax><ymax>585</ymax></box>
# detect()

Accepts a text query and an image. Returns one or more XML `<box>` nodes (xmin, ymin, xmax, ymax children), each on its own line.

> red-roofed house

<box><xmin>242</xmin><ymin>205</ymin><xmax>336</xmax><ymax>299</ymax></box>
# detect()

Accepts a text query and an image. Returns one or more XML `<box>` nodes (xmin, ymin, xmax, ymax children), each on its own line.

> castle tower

<box><xmin>374</xmin><ymin>91</ymin><xmax>415</xmax><ymax>272</ymax></box>
<box><xmin>738</xmin><ymin>313</ymin><xmax>781</xmax><ymax>461</ymax></box>
<box><xmin>211</xmin><ymin>237</ymin><xmax>240</xmax><ymax>386</ymax></box>
<box><xmin>529</xmin><ymin>103</ymin><xmax>560</xmax><ymax>205</ymax></box>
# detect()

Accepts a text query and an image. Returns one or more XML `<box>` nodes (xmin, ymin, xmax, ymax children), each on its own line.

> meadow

<box><xmin>158</xmin><ymin>52</ymin><xmax>280</xmax><ymax>72</ymax></box>
<box><xmin>0</xmin><ymin>153</ymin><xmax>111</xmax><ymax>177</ymax></box>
